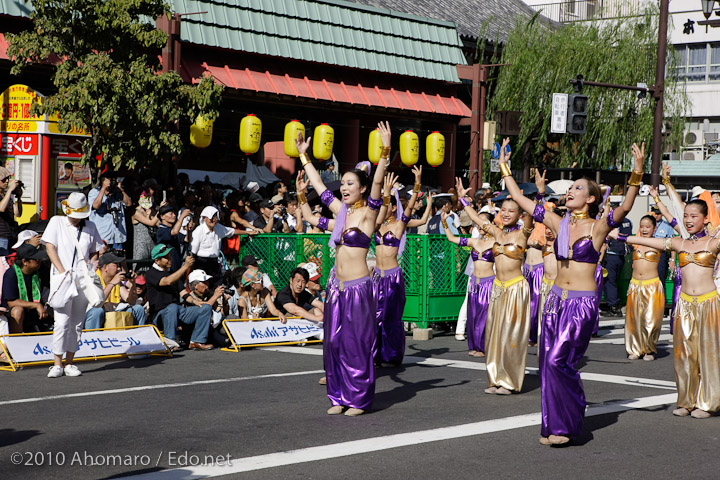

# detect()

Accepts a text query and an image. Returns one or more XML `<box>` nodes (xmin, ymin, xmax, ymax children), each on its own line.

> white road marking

<box><xmin>591</xmin><ymin>333</ymin><xmax>673</xmax><ymax>345</ymax></box>
<box><xmin>265</xmin><ymin>348</ymin><xmax>677</xmax><ymax>390</ymax></box>
<box><xmin>122</xmin><ymin>392</ymin><xmax>677</xmax><ymax>479</ymax></box>
<box><xmin>0</xmin><ymin>370</ymin><xmax>325</xmax><ymax>406</ymax></box>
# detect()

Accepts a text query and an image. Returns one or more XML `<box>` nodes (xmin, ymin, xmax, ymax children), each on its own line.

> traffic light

<box><xmin>567</xmin><ymin>94</ymin><xmax>588</xmax><ymax>134</ymax></box>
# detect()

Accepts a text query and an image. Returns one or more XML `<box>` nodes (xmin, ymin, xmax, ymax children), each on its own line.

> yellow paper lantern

<box><xmin>368</xmin><ymin>128</ymin><xmax>383</xmax><ymax>165</ymax></box>
<box><xmin>284</xmin><ymin>119</ymin><xmax>305</xmax><ymax>157</ymax></box>
<box><xmin>313</xmin><ymin>123</ymin><xmax>334</xmax><ymax>161</ymax></box>
<box><xmin>400</xmin><ymin>130</ymin><xmax>419</xmax><ymax>166</ymax></box>
<box><xmin>239</xmin><ymin>114</ymin><xmax>262</xmax><ymax>154</ymax></box>
<box><xmin>190</xmin><ymin>115</ymin><xmax>213</xmax><ymax>149</ymax></box>
<box><xmin>426</xmin><ymin>131</ymin><xmax>445</xmax><ymax>167</ymax></box>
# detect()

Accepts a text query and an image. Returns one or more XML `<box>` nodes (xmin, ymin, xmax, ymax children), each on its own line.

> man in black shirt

<box><xmin>3</xmin><ymin>244</ymin><xmax>48</xmax><ymax>332</ymax></box>
<box><xmin>156</xmin><ymin>205</ymin><xmax>190</xmax><ymax>273</ymax></box>
<box><xmin>275</xmin><ymin>267</ymin><xmax>324</xmax><ymax>322</ymax></box>
<box><xmin>145</xmin><ymin>244</ymin><xmax>213</xmax><ymax>351</ymax></box>
<box><xmin>253</xmin><ymin>199</ymin><xmax>286</xmax><ymax>233</ymax></box>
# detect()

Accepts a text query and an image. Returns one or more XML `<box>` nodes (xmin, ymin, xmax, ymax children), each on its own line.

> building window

<box><xmin>674</xmin><ymin>42</ymin><xmax>720</xmax><ymax>82</ymax></box>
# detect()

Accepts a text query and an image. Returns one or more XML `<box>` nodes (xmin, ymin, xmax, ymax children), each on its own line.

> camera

<box><xmin>13</xmin><ymin>180</ymin><xmax>24</xmax><ymax>195</ymax></box>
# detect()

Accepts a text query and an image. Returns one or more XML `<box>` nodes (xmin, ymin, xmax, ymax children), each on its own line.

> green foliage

<box><xmin>488</xmin><ymin>5</ymin><xmax>687</xmax><ymax>170</ymax></box>
<box><xmin>7</xmin><ymin>0</ymin><xmax>224</xmax><ymax>169</ymax></box>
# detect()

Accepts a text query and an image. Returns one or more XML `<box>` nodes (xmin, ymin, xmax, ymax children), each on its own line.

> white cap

<box><xmin>188</xmin><ymin>269</ymin><xmax>212</xmax><ymax>283</ymax></box>
<box><xmin>481</xmin><ymin>182</ymin><xmax>491</xmax><ymax>189</ymax></box>
<box><xmin>691</xmin><ymin>185</ymin><xmax>705</xmax><ymax>198</ymax></box>
<box><xmin>62</xmin><ymin>192</ymin><xmax>91</xmax><ymax>219</ymax></box>
<box><xmin>300</xmin><ymin>262</ymin><xmax>321</xmax><ymax>281</ymax></box>
<box><xmin>12</xmin><ymin>230</ymin><xmax>39</xmax><ymax>249</ymax></box>
<box><xmin>246</xmin><ymin>181</ymin><xmax>260</xmax><ymax>193</ymax></box>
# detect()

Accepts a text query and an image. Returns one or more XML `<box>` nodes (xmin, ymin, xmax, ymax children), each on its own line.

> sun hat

<box><xmin>12</xmin><ymin>230</ymin><xmax>39</xmax><ymax>249</ymax></box>
<box><xmin>61</xmin><ymin>192</ymin><xmax>91</xmax><ymax>219</ymax></box>
<box><xmin>151</xmin><ymin>244</ymin><xmax>174</xmax><ymax>260</ymax></box>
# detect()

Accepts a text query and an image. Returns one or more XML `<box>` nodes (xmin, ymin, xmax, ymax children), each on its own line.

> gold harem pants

<box><xmin>674</xmin><ymin>290</ymin><xmax>720</xmax><ymax>412</ymax></box>
<box><xmin>486</xmin><ymin>276</ymin><xmax>531</xmax><ymax>392</ymax></box>
<box><xmin>625</xmin><ymin>277</ymin><xmax>665</xmax><ymax>357</ymax></box>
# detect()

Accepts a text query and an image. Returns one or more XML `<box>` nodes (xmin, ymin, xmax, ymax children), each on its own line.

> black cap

<box><xmin>241</xmin><ymin>255</ymin><xmax>258</xmax><ymax>267</ymax></box>
<box><xmin>158</xmin><ymin>204</ymin><xmax>176</xmax><ymax>216</ymax></box>
<box><xmin>248</xmin><ymin>192</ymin><xmax>263</xmax><ymax>203</ymax></box>
<box><xmin>259</xmin><ymin>199</ymin><xmax>274</xmax><ymax>209</ymax></box>
<box><xmin>16</xmin><ymin>244</ymin><xmax>49</xmax><ymax>261</ymax></box>
<box><xmin>99</xmin><ymin>251</ymin><xmax>126</xmax><ymax>267</ymax></box>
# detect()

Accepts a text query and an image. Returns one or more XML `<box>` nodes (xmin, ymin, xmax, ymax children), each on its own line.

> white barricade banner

<box><xmin>0</xmin><ymin>326</ymin><xmax>167</xmax><ymax>364</ymax></box>
<box><xmin>224</xmin><ymin>319</ymin><xmax>322</xmax><ymax>346</ymax></box>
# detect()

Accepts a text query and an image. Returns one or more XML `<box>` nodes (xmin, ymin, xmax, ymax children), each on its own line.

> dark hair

<box><xmin>500</xmin><ymin>198</ymin><xmax>519</xmax><ymax>209</ymax></box>
<box><xmin>345</xmin><ymin>169</ymin><xmax>371</xmax><ymax>199</ymax></box>
<box><xmin>640</xmin><ymin>214</ymin><xmax>657</xmax><ymax>227</ymax></box>
<box><xmin>434</xmin><ymin>197</ymin><xmax>451</xmax><ymax>210</ymax></box>
<box><xmin>479</xmin><ymin>211</ymin><xmax>495</xmax><ymax>223</ymax></box>
<box><xmin>686</xmin><ymin>199</ymin><xmax>708</xmax><ymax>216</ymax></box>
<box><xmin>230</xmin><ymin>267</ymin><xmax>246</xmax><ymax>289</ymax></box>
<box><xmin>64</xmin><ymin>162</ymin><xmax>73</xmax><ymax>169</ymax></box>
<box><xmin>579</xmin><ymin>177</ymin><xmax>603</xmax><ymax>218</ymax></box>
<box><xmin>290</xmin><ymin>267</ymin><xmax>309</xmax><ymax>282</ymax></box>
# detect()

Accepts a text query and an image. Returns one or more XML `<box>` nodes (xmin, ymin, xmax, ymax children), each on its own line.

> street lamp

<box><xmin>701</xmin><ymin>0</ymin><xmax>715</xmax><ymax>20</ymax></box>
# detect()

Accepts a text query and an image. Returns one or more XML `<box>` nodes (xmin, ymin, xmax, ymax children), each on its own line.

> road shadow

<box><xmin>572</xmin><ymin>404</ymin><xmax>669</xmax><ymax>446</ymax></box>
<box><xmin>0</xmin><ymin>428</ymin><xmax>42</xmax><ymax>448</ymax></box>
<box><xmin>372</xmin><ymin>370</ymin><xmax>469</xmax><ymax>412</ymax></box>
<box><xmin>83</xmin><ymin>354</ymin><xmax>177</xmax><ymax>373</ymax></box>
<box><xmin>404</xmin><ymin>345</ymin><xmax>451</xmax><ymax>358</ymax></box>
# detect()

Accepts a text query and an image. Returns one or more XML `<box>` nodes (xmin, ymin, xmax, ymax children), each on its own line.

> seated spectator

<box><xmin>238</xmin><ymin>267</ymin><xmax>285</xmax><ymax>321</ymax></box>
<box><xmin>190</xmin><ymin>206</ymin><xmax>244</xmax><ymax>283</ymax></box>
<box><xmin>274</xmin><ymin>267</ymin><xmax>324</xmax><ymax>322</ymax></box>
<box><xmin>134</xmin><ymin>274</ymin><xmax>149</xmax><ymax>316</ymax></box>
<box><xmin>298</xmin><ymin>262</ymin><xmax>324</xmax><ymax>312</ymax></box>
<box><xmin>84</xmin><ymin>252</ymin><xmax>145</xmax><ymax>329</ymax></box>
<box><xmin>145</xmin><ymin>244</ymin><xmax>213</xmax><ymax>351</ymax></box>
<box><xmin>253</xmin><ymin>199</ymin><xmax>287</xmax><ymax>233</ymax></box>
<box><xmin>284</xmin><ymin>197</ymin><xmax>303</xmax><ymax>233</ymax></box>
<box><xmin>2</xmin><ymin>244</ymin><xmax>49</xmax><ymax>333</ymax></box>
<box><xmin>241</xmin><ymin>254</ymin><xmax>277</xmax><ymax>296</ymax></box>
<box><xmin>180</xmin><ymin>269</ymin><xmax>233</xmax><ymax>347</ymax></box>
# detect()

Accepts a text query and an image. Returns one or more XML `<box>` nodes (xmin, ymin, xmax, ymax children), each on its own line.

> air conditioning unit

<box><xmin>682</xmin><ymin>150</ymin><xmax>704</xmax><ymax>161</ymax></box>
<box><xmin>705</xmin><ymin>132</ymin><xmax>719</xmax><ymax>143</ymax></box>
<box><xmin>683</xmin><ymin>129</ymin><xmax>704</xmax><ymax>148</ymax></box>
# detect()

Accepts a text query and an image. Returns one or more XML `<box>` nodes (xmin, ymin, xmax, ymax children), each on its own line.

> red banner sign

<box><xmin>0</xmin><ymin>133</ymin><xmax>38</xmax><ymax>156</ymax></box>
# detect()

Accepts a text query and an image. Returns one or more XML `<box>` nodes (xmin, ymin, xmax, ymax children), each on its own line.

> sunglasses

<box><xmin>0</xmin><ymin>176</ymin><xmax>10</xmax><ymax>182</ymax></box>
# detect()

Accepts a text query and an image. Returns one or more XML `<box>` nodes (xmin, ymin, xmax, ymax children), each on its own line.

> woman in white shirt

<box><xmin>190</xmin><ymin>206</ymin><xmax>243</xmax><ymax>284</ymax></box>
<box><xmin>43</xmin><ymin>192</ymin><xmax>104</xmax><ymax>378</ymax></box>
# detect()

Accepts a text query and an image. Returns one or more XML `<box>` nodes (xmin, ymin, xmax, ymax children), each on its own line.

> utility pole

<box><xmin>651</xmin><ymin>0</ymin><xmax>670</xmax><ymax>188</ymax></box>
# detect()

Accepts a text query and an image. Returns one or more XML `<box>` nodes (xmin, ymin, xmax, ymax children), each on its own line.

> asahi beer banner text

<box><xmin>225</xmin><ymin>319</ymin><xmax>322</xmax><ymax>346</ymax></box>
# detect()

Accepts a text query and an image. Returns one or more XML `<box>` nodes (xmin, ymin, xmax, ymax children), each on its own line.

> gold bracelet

<box><xmin>297</xmin><ymin>192</ymin><xmax>307</xmax><ymax>205</ymax></box>
<box><xmin>441</xmin><ymin>220</ymin><xmax>449</xmax><ymax>229</ymax></box>
<box><xmin>664</xmin><ymin>237</ymin><xmax>672</xmax><ymax>252</ymax></box>
<box><xmin>383</xmin><ymin>195</ymin><xmax>391</xmax><ymax>207</ymax></box>
<box><xmin>522</xmin><ymin>225</ymin><xmax>534</xmax><ymax>236</ymax></box>
<box><xmin>627</xmin><ymin>170</ymin><xmax>643</xmax><ymax>187</ymax></box>
<box><xmin>299</xmin><ymin>152</ymin><xmax>311</xmax><ymax>166</ymax></box>
<box><xmin>413</xmin><ymin>183</ymin><xmax>421</xmax><ymax>193</ymax></box>
<box><xmin>499</xmin><ymin>163</ymin><xmax>512</xmax><ymax>178</ymax></box>
<box><xmin>380</xmin><ymin>146</ymin><xmax>391</xmax><ymax>159</ymax></box>
<box><xmin>662</xmin><ymin>176</ymin><xmax>672</xmax><ymax>187</ymax></box>
<box><xmin>652</xmin><ymin>196</ymin><xmax>660</xmax><ymax>204</ymax></box>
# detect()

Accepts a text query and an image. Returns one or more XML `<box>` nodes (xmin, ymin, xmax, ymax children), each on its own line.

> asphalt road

<box><xmin>1</xmin><ymin>313</ymin><xmax>718</xmax><ymax>480</ymax></box>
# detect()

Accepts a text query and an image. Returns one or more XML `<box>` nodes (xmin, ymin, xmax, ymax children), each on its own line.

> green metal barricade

<box><xmin>236</xmin><ymin>233</ymin><xmax>470</xmax><ymax>328</ymax></box>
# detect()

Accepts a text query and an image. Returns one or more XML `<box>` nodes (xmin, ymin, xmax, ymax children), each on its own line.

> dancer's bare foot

<box><xmin>318</xmin><ymin>376</ymin><xmax>327</xmax><ymax>385</ymax></box>
<box><xmin>691</xmin><ymin>409</ymin><xmax>711</xmax><ymax>419</ymax></box>
<box><xmin>344</xmin><ymin>408</ymin><xmax>365</xmax><ymax>417</ymax></box>
<box><xmin>468</xmin><ymin>350</ymin><xmax>477</xmax><ymax>356</ymax></box>
<box><xmin>548</xmin><ymin>435</ymin><xmax>570</xmax><ymax>445</ymax></box>
<box><xmin>643</xmin><ymin>354</ymin><xmax>655</xmax><ymax>361</ymax></box>
<box><xmin>672</xmin><ymin>407</ymin><xmax>690</xmax><ymax>417</ymax></box>
<box><xmin>628</xmin><ymin>354</ymin><xmax>640</xmax><ymax>360</ymax></box>
<box><xmin>495</xmin><ymin>387</ymin><xmax>512</xmax><ymax>395</ymax></box>
<box><xmin>471</xmin><ymin>351</ymin><xmax>485</xmax><ymax>357</ymax></box>
<box><xmin>539</xmin><ymin>437</ymin><xmax>552</xmax><ymax>445</ymax></box>
<box><xmin>484</xmin><ymin>386</ymin><xmax>498</xmax><ymax>394</ymax></box>
<box><xmin>327</xmin><ymin>405</ymin><xmax>345</xmax><ymax>415</ymax></box>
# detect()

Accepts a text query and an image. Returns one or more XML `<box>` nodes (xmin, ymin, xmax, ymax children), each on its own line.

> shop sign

<box><xmin>0</xmin><ymin>133</ymin><xmax>38</xmax><ymax>156</ymax></box>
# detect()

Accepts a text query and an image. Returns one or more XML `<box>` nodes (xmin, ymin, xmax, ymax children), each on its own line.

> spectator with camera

<box><xmin>146</xmin><ymin>244</ymin><xmax>214</xmax><ymax>351</ymax></box>
<box><xmin>88</xmin><ymin>174</ymin><xmax>132</xmax><ymax>252</ymax></box>
<box><xmin>253</xmin><ymin>199</ymin><xmax>287</xmax><ymax>233</ymax></box>
<box><xmin>0</xmin><ymin>166</ymin><xmax>23</xmax><ymax>256</ymax></box>
<box><xmin>2</xmin><ymin>243</ymin><xmax>49</xmax><ymax>333</ymax></box>
<box><xmin>156</xmin><ymin>204</ymin><xmax>190</xmax><ymax>274</ymax></box>
<box><xmin>83</xmin><ymin>251</ymin><xmax>146</xmax><ymax>329</ymax></box>
<box><xmin>190</xmin><ymin>206</ymin><xmax>246</xmax><ymax>283</ymax></box>
<box><xmin>180</xmin><ymin>269</ymin><xmax>233</xmax><ymax>347</ymax></box>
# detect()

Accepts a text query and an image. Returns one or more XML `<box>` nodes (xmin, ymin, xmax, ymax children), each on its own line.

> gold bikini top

<box><xmin>492</xmin><ymin>242</ymin><xmax>525</xmax><ymax>261</ymax></box>
<box><xmin>633</xmin><ymin>248</ymin><xmax>660</xmax><ymax>263</ymax></box>
<box><xmin>542</xmin><ymin>244</ymin><xmax>554</xmax><ymax>257</ymax></box>
<box><xmin>678</xmin><ymin>238</ymin><xmax>718</xmax><ymax>268</ymax></box>
<box><xmin>527</xmin><ymin>240</ymin><xmax>542</xmax><ymax>250</ymax></box>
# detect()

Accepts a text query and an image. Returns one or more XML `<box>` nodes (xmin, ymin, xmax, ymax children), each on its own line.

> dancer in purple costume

<box><xmin>294</xmin><ymin>122</ymin><xmax>390</xmax><ymax>416</ymax></box>
<box><xmin>372</xmin><ymin>166</ymin><xmax>423</xmax><ymax>366</ymax></box>
<box><xmin>440</xmin><ymin>210</ymin><xmax>496</xmax><ymax>357</ymax></box>
<box><xmin>500</xmin><ymin>138</ymin><xmax>644</xmax><ymax>446</ymax></box>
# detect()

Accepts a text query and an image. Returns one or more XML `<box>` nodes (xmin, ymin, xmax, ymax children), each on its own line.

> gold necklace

<box><xmin>569</xmin><ymin>210</ymin><xmax>590</xmax><ymax>225</ymax></box>
<box><xmin>347</xmin><ymin>200</ymin><xmax>363</xmax><ymax>215</ymax></box>
<box><xmin>382</xmin><ymin>216</ymin><xmax>396</xmax><ymax>227</ymax></box>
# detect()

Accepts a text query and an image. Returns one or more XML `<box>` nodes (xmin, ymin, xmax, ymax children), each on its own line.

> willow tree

<box><xmin>488</xmin><ymin>6</ymin><xmax>687</xmax><ymax>172</ymax></box>
<box><xmin>7</xmin><ymin>0</ymin><xmax>224</xmax><ymax>170</ymax></box>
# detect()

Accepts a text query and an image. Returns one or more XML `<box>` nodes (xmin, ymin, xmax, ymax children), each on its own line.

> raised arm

<box><xmin>404</xmin><ymin>165</ymin><xmax>422</xmax><ymax>217</ymax></box>
<box><xmin>649</xmin><ymin>185</ymin><xmax>679</xmax><ymax>231</ymax></box>
<box><xmin>369</xmin><ymin>121</ymin><xmax>391</xmax><ymax>202</ymax></box>
<box><xmin>376</xmin><ymin>172</ymin><xmax>398</xmax><ymax>229</ymax></box>
<box><xmin>407</xmin><ymin>192</ymin><xmax>433</xmax><ymax>228</ymax></box>
<box><xmin>455</xmin><ymin>178</ymin><xmax>500</xmax><ymax>239</ymax></box>
<box><xmin>296</xmin><ymin>132</ymin><xmax>342</xmax><ymax>215</ymax></box>
<box><xmin>609</xmin><ymin>228</ymin><xmax>676</xmax><ymax>251</ymax></box>
<box><xmin>497</xmin><ymin>138</ymin><xmax>540</xmax><ymax>216</ymax></box>
<box><xmin>296</xmin><ymin>170</ymin><xmax>334</xmax><ymax>231</ymax></box>
<box><xmin>440</xmin><ymin>211</ymin><xmax>461</xmax><ymax>244</ymax></box>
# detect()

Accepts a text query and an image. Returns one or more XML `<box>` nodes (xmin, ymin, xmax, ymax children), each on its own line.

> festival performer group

<box><xmin>287</xmin><ymin>118</ymin><xmax>720</xmax><ymax>448</ymax></box>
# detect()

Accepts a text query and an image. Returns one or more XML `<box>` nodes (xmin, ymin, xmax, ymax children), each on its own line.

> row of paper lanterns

<box><xmin>190</xmin><ymin>115</ymin><xmax>445</xmax><ymax>167</ymax></box>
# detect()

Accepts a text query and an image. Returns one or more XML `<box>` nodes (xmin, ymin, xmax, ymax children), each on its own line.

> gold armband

<box><xmin>299</xmin><ymin>152</ymin><xmax>311</xmax><ymax>166</ymax></box>
<box><xmin>627</xmin><ymin>170</ymin><xmax>643</xmax><ymax>187</ymax></box>
<box><xmin>499</xmin><ymin>163</ymin><xmax>512</xmax><ymax>178</ymax></box>
<box><xmin>441</xmin><ymin>220</ymin><xmax>449</xmax><ymax>230</ymax></box>
<box><xmin>662</xmin><ymin>176</ymin><xmax>672</xmax><ymax>188</ymax></box>
<box><xmin>413</xmin><ymin>183</ymin><xmax>421</xmax><ymax>194</ymax></box>
<box><xmin>297</xmin><ymin>192</ymin><xmax>307</xmax><ymax>205</ymax></box>
<box><xmin>652</xmin><ymin>196</ymin><xmax>661</xmax><ymax>205</ymax></box>
<box><xmin>522</xmin><ymin>225</ymin><xmax>534</xmax><ymax>236</ymax></box>
<box><xmin>380</xmin><ymin>146</ymin><xmax>391</xmax><ymax>159</ymax></box>
<box><xmin>383</xmin><ymin>195</ymin><xmax>391</xmax><ymax>207</ymax></box>
<box><xmin>664</xmin><ymin>237</ymin><xmax>672</xmax><ymax>252</ymax></box>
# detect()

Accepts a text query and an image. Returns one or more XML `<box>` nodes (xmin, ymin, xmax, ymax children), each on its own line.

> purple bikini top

<box><xmin>341</xmin><ymin>227</ymin><xmax>371</xmax><ymax>249</ymax></box>
<box><xmin>375</xmin><ymin>230</ymin><xmax>401</xmax><ymax>248</ymax></box>
<box><xmin>470</xmin><ymin>248</ymin><xmax>494</xmax><ymax>263</ymax></box>
<box><xmin>553</xmin><ymin>235</ymin><xmax>600</xmax><ymax>263</ymax></box>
